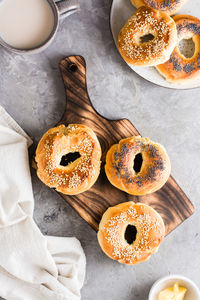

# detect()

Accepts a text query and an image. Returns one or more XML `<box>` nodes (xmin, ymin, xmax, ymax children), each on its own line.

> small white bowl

<box><xmin>149</xmin><ymin>275</ymin><xmax>200</xmax><ymax>300</ymax></box>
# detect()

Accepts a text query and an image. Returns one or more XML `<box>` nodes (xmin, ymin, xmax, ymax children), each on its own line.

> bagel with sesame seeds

<box><xmin>131</xmin><ymin>0</ymin><xmax>187</xmax><ymax>15</ymax></box>
<box><xmin>117</xmin><ymin>6</ymin><xmax>177</xmax><ymax>66</ymax></box>
<box><xmin>105</xmin><ymin>136</ymin><xmax>171</xmax><ymax>195</ymax></box>
<box><xmin>35</xmin><ymin>124</ymin><xmax>101</xmax><ymax>195</ymax></box>
<box><xmin>97</xmin><ymin>201</ymin><xmax>165</xmax><ymax>265</ymax></box>
<box><xmin>156</xmin><ymin>15</ymin><xmax>200</xmax><ymax>83</ymax></box>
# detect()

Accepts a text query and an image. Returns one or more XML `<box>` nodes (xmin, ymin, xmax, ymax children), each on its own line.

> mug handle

<box><xmin>56</xmin><ymin>0</ymin><xmax>80</xmax><ymax>19</ymax></box>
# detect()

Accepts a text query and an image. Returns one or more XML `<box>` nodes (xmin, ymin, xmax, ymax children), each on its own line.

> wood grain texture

<box><xmin>54</xmin><ymin>55</ymin><xmax>194</xmax><ymax>234</ymax></box>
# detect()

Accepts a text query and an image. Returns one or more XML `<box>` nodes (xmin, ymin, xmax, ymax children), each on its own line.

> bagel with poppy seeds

<box><xmin>35</xmin><ymin>124</ymin><xmax>101</xmax><ymax>195</ymax></box>
<box><xmin>131</xmin><ymin>0</ymin><xmax>187</xmax><ymax>15</ymax></box>
<box><xmin>97</xmin><ymin>201</ymin><xmax>165</xmax><ymax>265</ymax></box>
<box><xmin>117</xmin><ymin>6</ymin><xmax>177</xmax><ymax>66</ymax></box>
<box><xmin>105</xmin><ymin>136</ymin><xmax>171</xmax><ymax>195</ymax></box>
<box><xmin>156</xmin><ymin>15</ymin><xmax>200</xmax><ymax>83</ymax></box>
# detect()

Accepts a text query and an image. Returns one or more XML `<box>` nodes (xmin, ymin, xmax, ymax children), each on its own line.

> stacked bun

<box><xmin>118</xmin><ymin>1</ymin><xmax>200</xmax><ymax>84</ymax></box>
<box><xmin>156</xmin><ymin>15</ymin><xmax>200</xmax><ymax>83</ymax></box>
<box><xmin>118</xmin><ymin>6</ymin><xmax>177</xmax><ymax>67</ymax></box>
<box><xmin>130</xmin><ymin>0</ymin><xmax>186</xmax><ymax>15</ymax></box>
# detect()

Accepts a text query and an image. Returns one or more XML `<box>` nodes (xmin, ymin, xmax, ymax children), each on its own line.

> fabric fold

<box><xmin>0</xmin><ymin>105</ymin><xmax>86</xmax><ymax>300</ymax></box>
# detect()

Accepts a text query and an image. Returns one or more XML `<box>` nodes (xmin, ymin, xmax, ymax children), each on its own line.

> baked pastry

<box><xmin>35</xmin><ymin>124</ymin><xmax>101</xmax><ymax>195</ymax></box>
<box><xmin>105</xmin><ymin>136</ymin><xmax>171</xmax><ymax>195</ymax></box>
<box><xmin>98</xmin><ymin>201</ymin><xmax>165</xmax><ymax>265</ymax></box>
<box><xmin>131</xmin><ymin>0</ymin><xmax>186</xmax><ymax>15</ymax></box>
<box><xmin>118</xmin><ymin>6</ymin><xmax>177</xmax><ymax>66</ymax></box>
<box><xmin>156</xmin><ymin>15</ymin><xmax>200</xmax><ymax>83</ymax></box>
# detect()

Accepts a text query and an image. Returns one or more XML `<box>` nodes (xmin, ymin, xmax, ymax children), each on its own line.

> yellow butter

<box><xmin>158</xmin><ymin>282</ymin><xmax>187</xmax><ymax>300</ymax></box>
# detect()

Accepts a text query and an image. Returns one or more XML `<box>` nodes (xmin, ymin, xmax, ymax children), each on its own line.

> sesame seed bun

<box><xmin>118</xmin><ymin>6</ymin><xmax>177</xmax><ymax>67</ymax></box>
<box><xmin>131</xmin><ymin>0</ymin><xmax>187</xmax><ymax>16</ymax></box>
<box><xmin>35</xmin><ymin>124</ymin><xmax>101</xmax><ymax>195</ymax></box>
<box><xmin>98</xmin><ymin>202</ymin><xmax>165</xmax><ymax>265</ymax></box>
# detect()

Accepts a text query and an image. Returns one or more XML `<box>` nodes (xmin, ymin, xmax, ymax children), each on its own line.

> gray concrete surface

<box><xmin>0</xmin><ymin>1</ymin><xmax>200</xmax><ymax>299</ymax></box>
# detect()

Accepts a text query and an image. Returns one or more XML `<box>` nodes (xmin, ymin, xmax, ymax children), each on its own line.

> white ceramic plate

<box><xmin>110</xmin><ymin>0</ymin><xmax>200</xmax><ymax>89</ymax></box>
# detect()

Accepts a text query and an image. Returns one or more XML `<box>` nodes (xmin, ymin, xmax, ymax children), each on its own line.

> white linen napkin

<box><xmin>0</xmin><ymin>106</ymin><xmax>86</xmax><ymax>300</ymax></box>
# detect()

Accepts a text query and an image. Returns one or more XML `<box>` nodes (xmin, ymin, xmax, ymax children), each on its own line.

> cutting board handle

<box><xmin>59</xmin><ymin>55</ymin><xmax>96</xmax><ymax>124</ymax></box>
<box><xmin>59</xmin><ymin>55</ymin><xmax>139</xmax><ymax>159</ymax></box>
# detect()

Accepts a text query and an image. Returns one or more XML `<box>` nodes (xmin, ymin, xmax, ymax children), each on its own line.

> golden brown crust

<box><xmin>105</xmin><ymin>136</ymin><xmax>171</xmax><ymax>195</ymax></box>
<box><xmin>35</xmin><ymin>124</ymin><xmax>101</xmax><ymax>195</ymax></box>
<box><xmin>131</xmin><ymin>0</ymin><xmax>186</xmax><ymax>15</ymax></box>
<box><xmin>118</xmin><ymin>6</ymin><xmax>177</xmax><ymax>66</ymax></box>
<box><xmin>97</xmin><ymin>202</ymin><xmax>165</xmax><ymax>265</ymax></box>
<box><xmin>156</xmin><ymin>15</ymin><xmax>200</xmax><ymax>83</ymax></box>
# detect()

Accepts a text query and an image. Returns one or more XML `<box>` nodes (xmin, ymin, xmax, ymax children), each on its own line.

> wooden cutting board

<box><xmin>42</xmin><ymin>55</ymin><xmax>194</xmax><ymax>234</ymax></box>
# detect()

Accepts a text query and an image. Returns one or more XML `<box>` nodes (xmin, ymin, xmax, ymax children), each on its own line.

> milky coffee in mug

<box><xmin>0</xmin><ymin>0</ymin><xmax>79</xmax><ymax>54</ymax></box>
